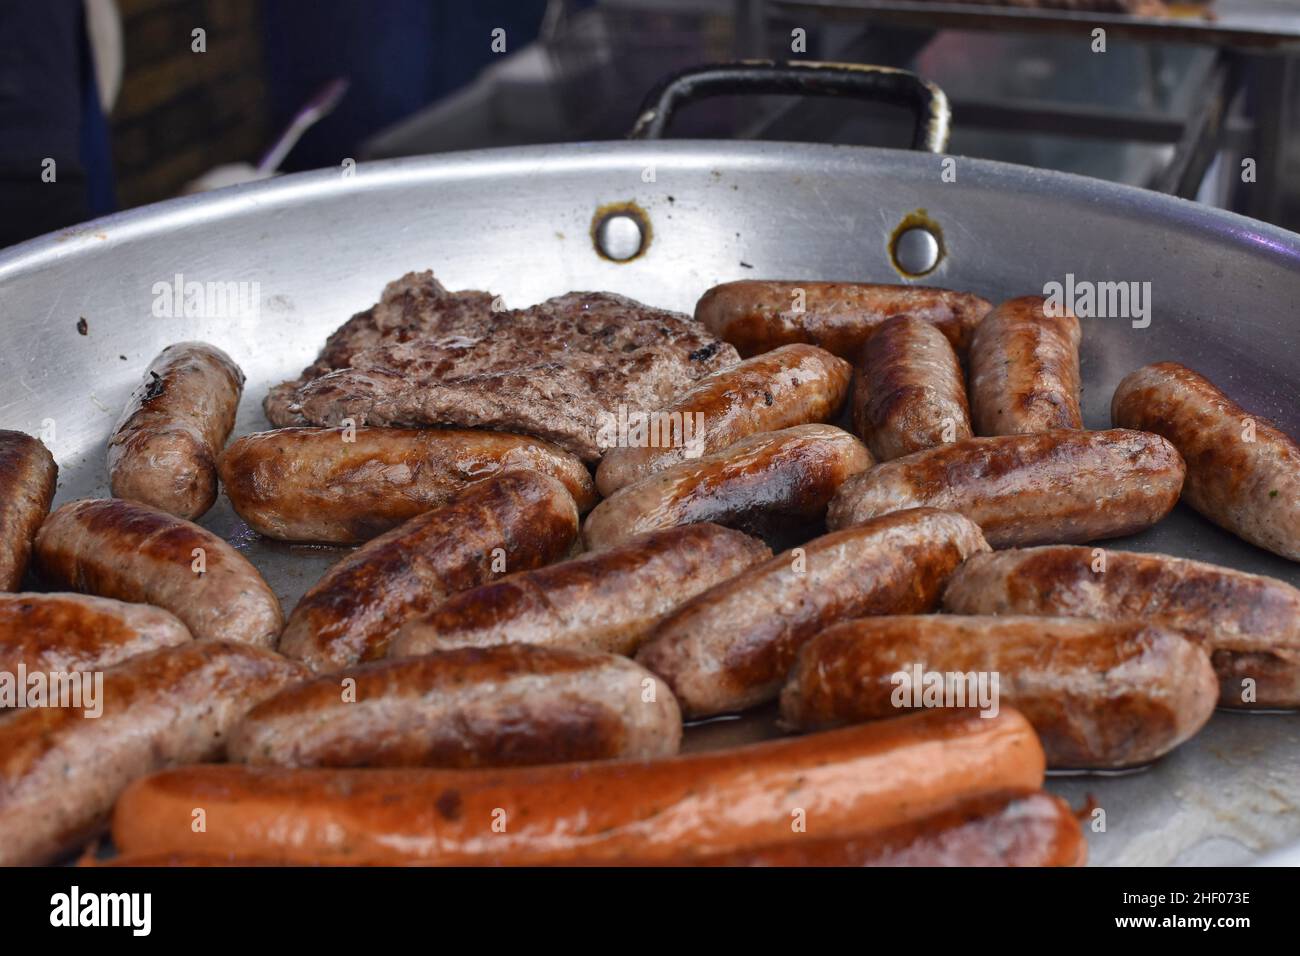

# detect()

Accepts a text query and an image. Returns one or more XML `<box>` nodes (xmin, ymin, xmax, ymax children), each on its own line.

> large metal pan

<box><xmin>1</xmin><ymin>63</ymin><xmax>1298</xmax><ymax>868</ymax></box>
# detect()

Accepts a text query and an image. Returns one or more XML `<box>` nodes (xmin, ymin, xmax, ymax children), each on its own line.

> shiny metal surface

<box><xmin>892</xmin><ymin>225</ymin><xmax>941</xmax><ymax>275</ymax></box>
<box><xmin>1</xmin><ymin>140</ymin><xmax>1298</xmax><ymax>866</ymax></box>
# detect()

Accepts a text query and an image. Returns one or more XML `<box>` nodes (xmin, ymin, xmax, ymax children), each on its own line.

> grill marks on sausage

<box><xmin>1111</xmin><ymin>361</ymin><xmax>1300</xmax><ymax>561</ymax></box>
<box><xmin>583</xmin><ymin>424</ymin><xmax>871</xmax><ymax>551</ymax></box>
<box><xmin>0</xmin><ymin>431</ymin><xmax>57</xmax><ymax>591</ymax></box>
<box><xmin>826</xmin><ymin>429</ymin><xmax>1185</xmax><ymax>548</ymax></box>
<box><xmin>220</xmin><ymin>427</ymin><xmax>596</xmax><ymax>544</ymax></box>
<box><xmin>635</xmin><ymin>508</ymin><xmax>989</xmax><ymax>717</ymax></box>
<box><xmin>108</xmin><ymin>343</ymin><xmax>245</xmax><ymax>521</ymax></box>
<box><xmin>32</xmin><ymin>499</ymin><xmax>283</xmax><ymax>646</ymax></box>
<box><xmin>594</xmin><ymin>344</ymin><xmax>853</xmax><ymax>496</ymax></box>
<box><xmin>781</xmin><ymin>615</ymin><xmax>1216</xmax><ymax>769</ymax></box>
<box><xmin>693</xmin><ymin>279</ymin><xmax>993</xmax><ymax>360</ymax></box>
<box><xmin>942</xmin><ymin>545</ymin><xmax>1300</xmax><ymax>708</ymax></box>
<box><xmin>0</xmin><ymin>593</ymin><xmax>191</xmax><ymax>677</ymax></box>
<box><xmin>969</xmin><ymin>297</ymin><xmax>1082</xmax><ymax>436</ymax></box>
<box><xmin>392</xmin><ymin>523</ymin><xmax>771</xmax><ymax>658</ymax></box>
<box><xmin>228</xmin><ymin>646</ymin><xmax>680</xmax><ymax>769</ymax></box>
<box><xmin>278</xmin><ymin>472</ymin><xmax>580</xmax><ymax>670</ymax></box>
<box><xmin>0</xmin><ymin>641</ymin><xmax>306</xmax><ymax>866</ymax></box>
<box><xmin>853</xmin><ymin>314</ymin><xmax>972</xmax><ymax>460</ymax></box>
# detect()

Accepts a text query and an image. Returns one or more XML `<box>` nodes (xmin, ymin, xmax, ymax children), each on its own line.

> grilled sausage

<box><xmin>635</xmin><ymin>508</ymin><xmax>989</xmax><ymax>717</ymax></box>
<box><xmin>595</xmin><ymin>344</ymin><xmax>853</xmax><ymax>496</ymax></box>
<box><xmin>853</xmin><ymin>314</ymin><xmax>972</xmax><ymax>460</ymax></box>
<box><xmin>694</xmin><ymin>280</ymin><xmax>993</xmax><ymax>360</ymax></box>
<box><xmin>0</xmin><ymin>640</ymin><xmax>305</xmax><ymax>866</ymax></box>
<box><xmin>0</xmin><ymin>593</ymin><xmax>190</xmax><ymax>679</ymax></box>
<box><xmin>969</xmin><ymin>296</ymin><xmax>1082</xmax><ymax>436</ymax></box>
<box><xmin>781</xmin><ymin>615</ymin><xmax>1217</xmax><ymax>769</ymax></box>
<box><xmin>617</xmin><ymin>791</ymin><xmax>1086</xmax><ymax>867</ymax></box>
<box><xmin>582</xmin><ymin>424</ymin><xmax>871</xmax><ymax>551</ymax></box>
<box><xmin>34</xmin><ymin>499</ymin><xmax>283</xmax><ymax>646</ymax></box>
<box><xmin>942</xmin><ymin>545</ymin><xmax>1300</xmax><ymax>709</ymax></box>
<box><xmin>826</xmin><ymin>429</ymin><xmax>1185</xmax><ymax>548</ymax></box>
<box><xmin>1111</xmin><ymin>362</ymin><xmax>1300</xmax><ymax>561</ymax></box>
<box><xmin>392</xmin><ymin>523</ymin><xmax>771</xmax><ymax>658</ymax></box>
<box><xmin>110</xmin><ymin>707</ymin><xmax>1045</xmax><ymax>865</ymax></box>
<box><xmin>220</xmin><ymin>426</ymin><xmax>597</xmax><ymax>544</ymax></box>
<box><xmin>0</xmin><ymin>430</ymin><xmax>57</xmax><ymax>591</ymax></box>
<box><xmin>107</xmin><ymin>342</ymin><xmax>244</xmax><ymax>521</ymax></box>
<box><xmin>279</xmin><ymin>471</ymin><xmax>579</xmax><ymax>671</ymax></box>
<box><xmin>99</xmin><ymin>790</ymin><xmax>1085</xmax><ymax>868</ymax></box>
<box><xmin>228</xmin><ymin>645</ymin><xmax>681</xmax><ymax>769</ymax></box>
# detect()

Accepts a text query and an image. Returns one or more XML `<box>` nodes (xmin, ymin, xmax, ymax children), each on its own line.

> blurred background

<box><xmin>3</xmin><ymin>0</ymin><xmax>1300</xmax><ymax>248</ymax></box>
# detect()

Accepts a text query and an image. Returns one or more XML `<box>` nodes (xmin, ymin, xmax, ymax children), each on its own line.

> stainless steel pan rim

<box><xmin>6</xmin><ymin>139</ymin><xmax>1300</xmax><ymax>278</ymax></box>
<box><xmin>2</xmin><ymin>138</ymin><xmax>1299</xmax><ymax>867</ymax></box>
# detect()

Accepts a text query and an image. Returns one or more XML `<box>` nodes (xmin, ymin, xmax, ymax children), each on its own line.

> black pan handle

<box><xmin>628</xmin><ymin>60</ymin><xmax>951</xmax><ymax>153</ymax></box>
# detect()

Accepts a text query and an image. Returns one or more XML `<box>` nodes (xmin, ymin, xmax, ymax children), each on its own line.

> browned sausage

<box><xmin>614</xmin><ymin>790</ymin><xmax>1086</xmax><ymax>867</ymax></box>
<box><xmin>107</xmin><ymin>342</ymin><xmax>244</xmax><ymax>521</ymax></box>
<box><xmin>34</xmin><ymin>498</ymin><xmax>282</xmax><ymax>646</ymax></box>
<box><xmin>1112</xmin><ymin>362</ymin><xmax>1300</xmax><ymax>561</ymax></box>
<box><xmin>220</xmin><ymin>426</ymin><xmax>597</xmax><ymax>544</ymax></box>
<box><xmin>781</xmin><ymin>615</ymin><xmax>1217</xmax><ymax>769</ymax></box>
<box><xmin>969</xmin><ymin>296</ymin><xmax>1082</xmax><ymax>436</ymax></box>
<box><xmin>0</xmin><ymin>640</ymin><xmax>305</xmax><ymax>866</ymax></box>
<box><xmin>391</xmin><ymin>523</ymin><xmax>771</xmax><ymax>658</ymax></box>
<box><xmin>826</xmin><ymin>429</ymin><xmax>1185</xmax><ymax>548</ymax></box>
<box><xmin>227</xmin><ymin>644</ymin><xmax>681</xmax><ymax>769</ymax></box>
<box><xmin>595</xmin><ymin>344</ymin><xmax>853</xmax><ymax>496</ymax></box>
<box><xmin>582</xmin><ymin>424</ymin><xmax>871</xmax><ymax>552</ymax></box>
<box><xmin>0</xmin><ymin>593</ymin><xmax>191</xmax><ymax>679</ymax></box>
<box><xmin>278</xmin><ymin>471</ymin><xmax>579</xmax><ymax>671</ymax></box>
<box><xmin>0</xmin><ymin>430</ymin><xmax>57</xmax><ymax>591</ymax></box>
<box><xmin>111</xmin><ymin>708</ymin><xmax>1046</xmax><ymax>865</ymax></box>
<box><xmin>97</xmin><ymin>790</ymin><xmax>1087</xmax><ymax>868</ymax></box>
<box><xmin>853</xmin><ymin>314</ymin><xmax>972</xmax><ymax>460</ymax></box>
<box><xmin>635</xmin><ymin>508</ymin><xmax>989</xmax><ymax>717</ymax></box>
<box><xmin>694</xmin><ymin>280</ymin><xmax>992</xmax><ymax>360</ymax></box>
<box><xmin>942</xmin><ymin>545</ymin><xmax>1300</xmax><ymax>709</ymax></box>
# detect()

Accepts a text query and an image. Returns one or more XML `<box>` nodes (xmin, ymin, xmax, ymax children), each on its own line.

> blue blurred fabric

<box><xmin>261</xmin><ymin>0</ymin><xmax>551</xmax><ymax>172</ymax></box>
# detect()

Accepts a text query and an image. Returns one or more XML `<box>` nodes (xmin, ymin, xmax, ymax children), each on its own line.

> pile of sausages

<box><xmin>1</xmin><ymin>278</ymin><xmax>1298</xmax><ymax>868</ymax></box>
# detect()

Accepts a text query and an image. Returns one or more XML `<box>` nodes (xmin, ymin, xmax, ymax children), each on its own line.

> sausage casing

<box><xmin>278</xmin><ymin>471</ymin><xmax>579</xmax><ymax>670</ymax></box>
<box><xmin>826</xmin><ymin>429</ymin><xmax>1185</xmax><ymax>548</ymax></box>
<box><xmin>0</xmin><ymin>640</ymin><xmax>305</xmax><ymax>866</ymax></box>
<box><xmin>942</xmin><ymin>545</ymin><xmax>1300</xmax><ymax>708</ymax></box>
<box><xmin>0</xmin><ymin>593</ymin><xmax>191</xmax><ymax>678</ymax></box>
<box><xmin>635</xmin><ymin>508</ymin><xmax>989</xmax><ymax>717</ymax></box>
<box><xmin>618</xmin><ymin>790</ymin><xmax>1085</xmax><ymax>867</ymax></box>
<box><xmin>97</xmin><ymin>790</ymin><xmax>1086</xmax><ymax>868</ymax></box>
<box><xmin>220</xmin><ymin>426</ymin><xmax>597</xmax><ymax>544</ymax></box>
<box><xmin>107</xmin><ymin>342</ymin><xmax>244</xmax><ymax>521</ymax></box>
<box><xmin>595</xmin><ymin>344</ymin><xmax>852</xmax><ymax>496</ymax></box>
<box><xmin>1112</xmin><ymin>361</ymin><xmax>1300</xmax><ymax>561</ymax></box>
<box><xmin>111</xmin><ymin>708</ymin><xmax>1045</xmax><ymax>865</ymax></box>
<box><xmin>853</xmin><ymin>314</ymin><xmax>972</xmax><ymax>460</ymax></box>
<box><xmin>392</xmin><ymin>523</ymin><xmax>771</xmax><ymax>658</ymax></box>
<box><xmin>0</xmin><ymin>430</ymin><xmax>57</xmax><ymax>591</ymax></box>
<box><xmin>582</xmin><ymin>423</ymin><xmax>871</xmax><ymax>551</ymax></box>
<box><xmin>228</xmin><ymin>644</ymin><xmax>681</xmax><ymax>769</ymax></box>
<box><xmin>694</xmin><ymin>280</ymin><xmax>992</xmax><ymax>360</ymax></box>
<box><xmin>969</xmin><ymin>296</ymin><xmax>1082</xmax><ymax>436</ymax></box>
<box><xmin>33</xmin><ymin>498</ymin><xmax>283</xmax><ymax>646</ymax></box>
<box><xmin>781</xmin><ymin>614</ymin><xmax>1217</xmax><ymax>768</ymax></box>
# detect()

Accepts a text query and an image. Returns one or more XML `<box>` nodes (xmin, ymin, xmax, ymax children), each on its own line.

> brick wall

<box><xmin>111</xmin><ymin>0</ymin><xmax>268</xmax><ymax>208</ymax></box>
